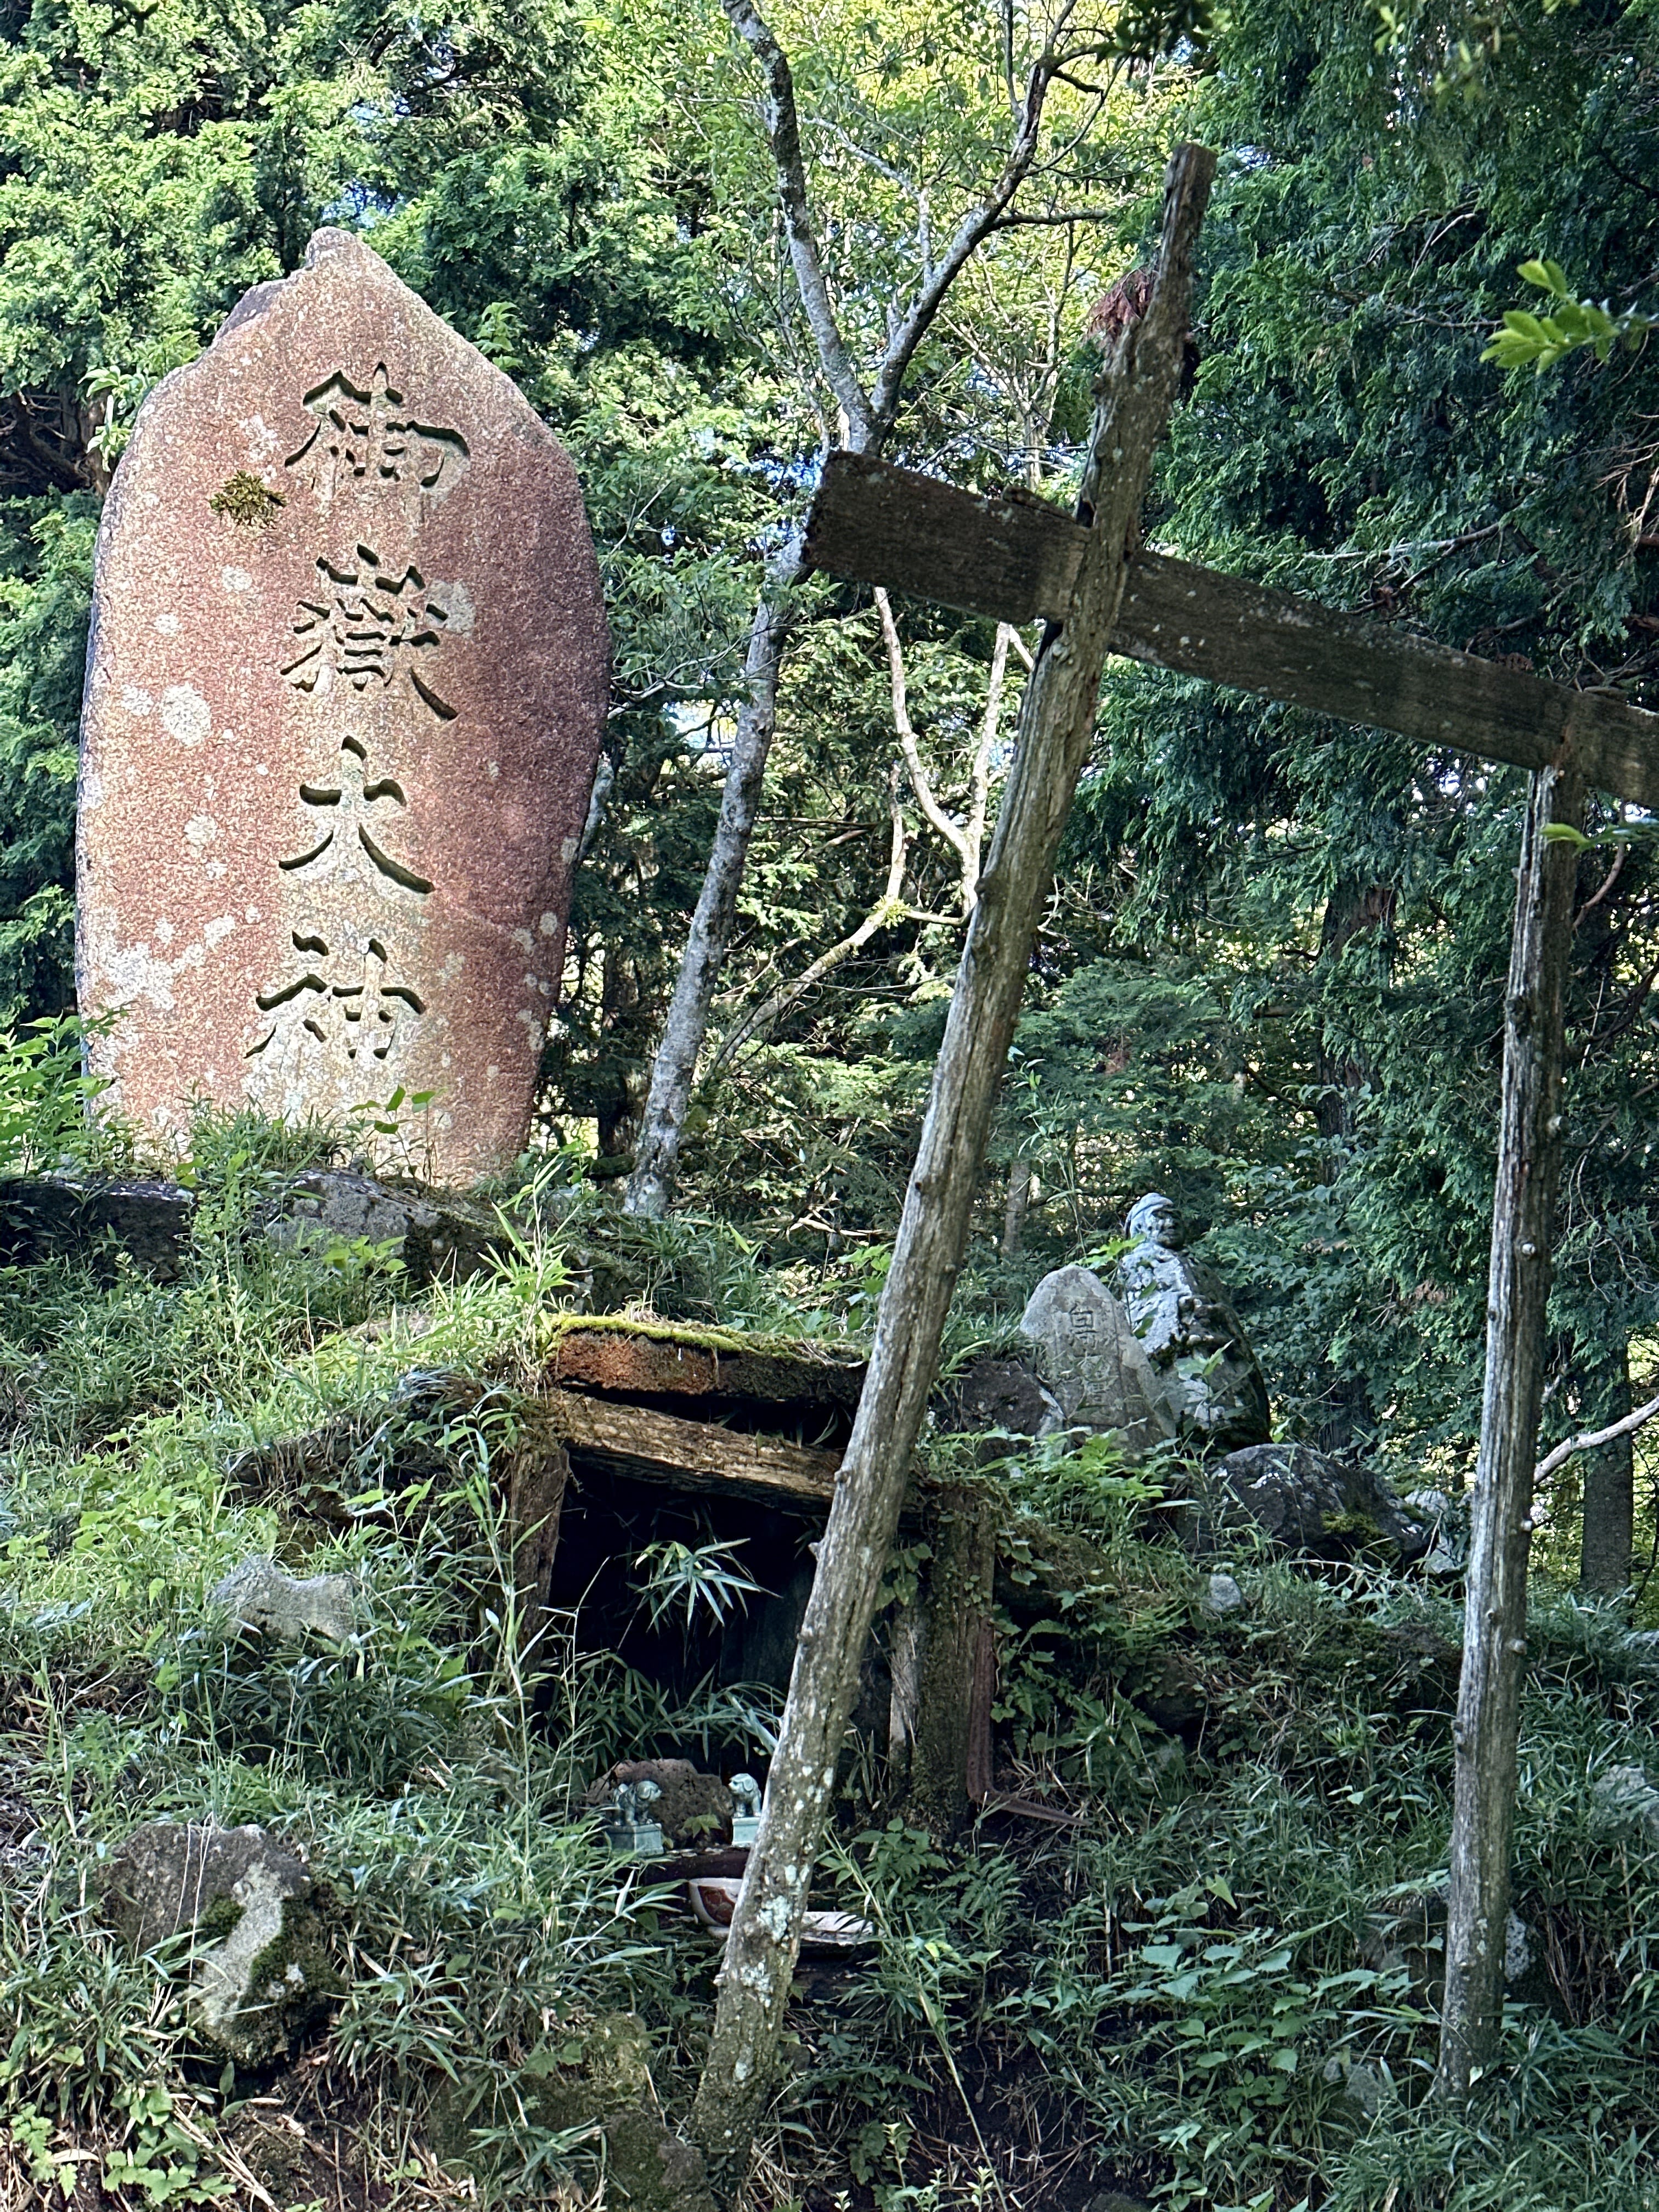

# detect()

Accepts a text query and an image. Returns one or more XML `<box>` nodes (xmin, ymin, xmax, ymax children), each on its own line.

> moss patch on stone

<box><xmin>208</xmin><ymin>470</ymin><xmax>284</xmax><ymax>528</ymax></box>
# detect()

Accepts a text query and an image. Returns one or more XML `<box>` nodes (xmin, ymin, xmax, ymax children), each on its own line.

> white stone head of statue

<box><xmin>1126</xmin><ymin>1191</ymin><xmax>1182</xmax><ymax>1249</ymax></box>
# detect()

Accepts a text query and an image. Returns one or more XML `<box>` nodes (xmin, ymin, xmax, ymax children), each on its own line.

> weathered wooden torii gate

<box><xmin>690</xmin><ymin>142</ymin><xmax>1659</xmax><ymax>2170</ymax></box>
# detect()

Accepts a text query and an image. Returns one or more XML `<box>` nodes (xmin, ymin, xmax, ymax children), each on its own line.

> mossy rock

<box><xmin>996</xmin><ymin>1516</ymin><xmax>1114</xmax><ymax>1622</ymax></box>
<box><xmin>436</xmin><ymin>2012</ymin><xmax>714</xmax><ymax>2210</ymax></box>
<box><xmin>101</xmin><ymin>1821</ymin><xmax>339</xmax><ymax>2065</ymax></box>
<box><xmin>522</xmin><ymin>2015</ymin><xmax>715</xmax><ymax>2211</ymax></box>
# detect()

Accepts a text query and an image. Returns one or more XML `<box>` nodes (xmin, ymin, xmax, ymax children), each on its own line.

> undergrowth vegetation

<box><xmin>3</xmin><ymin>1079</ymin><xmax>1659</xmax><ymax>2209</ymax></box>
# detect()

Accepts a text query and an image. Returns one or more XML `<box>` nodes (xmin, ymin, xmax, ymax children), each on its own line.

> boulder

<box><xmin>513</xmin><ymin>2013</ymin><xmax>716</xmax><ymax>2211</ymax></box>
<box><xmin>1116</xmin><ymin>1194</ymin><xmax>1270</xmax><ymax>1451</ymax></box>
<box><xmin>263</xmin><ymin>1169</ymin><xmax>505</xmax><ymax>1284</ymax></box>
<box><xmin>934</xmin><ymin>1355</ymin><xmax>1063</xmax><ymax>1440</ymax></box>
<box><xmin>1321</xmin><ymin>2053</ymin><xmax>1389</xmax><ymax>2117</ymax></box>
<box><xmin>1403</xmin><ymin>1487</ymin><xmax>1462</xmax><ymax>1576</ymax></box>
<box><xmin>0</xmin><ymin>1175</ymin><xmax>195</xmax><ymax>1276</ymax></box>
<box><xmin>211</xmin><ymin>1556</ymin><xmax>356</xmax><ymax>1644</ymax></box>
<box><xmin>1018</xmin><ymin>1266</ymin><xmax>1175</xmax><ymax>1455</ymax></box>
<box><xmin>103</xmin><ymin>1821</ymin><xmax>336</xmax><ymax>2064</ymax></box>
<box><xmin>1204</xmin><ymin>1443</ymin><xmax>1431</xmax><ymax>1560</ymax></box>
<box><xmin>1593</xmin><ymin>1763</ymin><xmax>1659</xmax><ymax>1840</ymax></box>
<box><xmin>0</xmin><ymin>1166</ymin><xmax>505</xmax><ymax>1285</ymax></box>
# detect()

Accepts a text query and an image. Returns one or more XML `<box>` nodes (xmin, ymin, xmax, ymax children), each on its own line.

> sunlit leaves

<box><xmin>1482</xmin><ymin>258</ymin><xmax>1655</xmax><ymax>374</ymax></box>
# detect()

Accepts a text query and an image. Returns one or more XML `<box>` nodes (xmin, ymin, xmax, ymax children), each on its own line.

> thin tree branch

<box><xmin>1576</xmin><ymin>842</ymin><xmax>1627</xmax><ymax>925</ymax></box>
<box><xmin>991</xmin><ymin>206</ymin><xmax>1122</xmax><ymax>227</ymax></box>
<box><xmin>966</xmin><ymin>624</ymin><xmax>1015</xmax><ymax>889</ymax></box>
<box><xmin>867</xmin><ymin>14</ymin><xmax>1074</xmax><ymax>430</ymax></box>
<box><xmin>723</xmin><ymin>0</ymin><xmax>876</xmax><ymax>444</ymax></box>
<box><xmin>1536</xmin><ymin>1390</ymin><xmax>1659</xmax><ymax>1488</ymax></box>
<box><xmin>874</xmin><ymin>588</ymin><xmax>976</xmax><ymax>909</ymax></box>
<box><xmin>706</xmin><ymin>768</ymin><xmax>909</xmax><ymax>1075</ymax></box>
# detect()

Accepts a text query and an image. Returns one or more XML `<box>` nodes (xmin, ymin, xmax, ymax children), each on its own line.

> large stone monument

<box><xmin>1018</xmin><ymin>1263</ymin><xmax>1176</xmax><ymax>1455</ymax></box>
<box><xmin>77</xmin><ymin>230</ymin><xmax>608</xmax><ymax>1180</ymax></box>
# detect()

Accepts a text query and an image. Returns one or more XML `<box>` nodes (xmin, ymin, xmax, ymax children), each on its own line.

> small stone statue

<box><xmin>1116</xmin><ymin>1193</ymin><xmax>1270</xmax><ymax>1452</ymax></box>
<box><xmin>730</xmin><ymin>1774</ymin><xmax>763</xmax><ymax>1848</ymax></box>
<box><xmin>605</xmin><ymin>1777</ymin><xmax>665</xmax><ymax>1857</ymax></box>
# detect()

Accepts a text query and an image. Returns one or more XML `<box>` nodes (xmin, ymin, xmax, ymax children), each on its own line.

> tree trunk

<box><xmin>906</xmin><ymin>1483</ymin><xmax>1000</xmax><ymax>1834</ymax></box>
<box><xmin>624</xmin><ymin>571</ymin><xmax>800</xmax><ymax>1216</ymax></box>
<box><xmin>885</xmin><ymin>1599</ymin><xmax>924</xmax><ymax>1793</ymax></box>
<box><xmin>1436</xmin><ymin>759</ymin><xmax>1583</xmax><ymax>2098</ymax></box>
<box><xmin>687</xmin><ymin>142</ymin><xmax>1215</xmax><ymax>2188</ymax></box>
<box><xmin>1002</xmin><ymin>1158</ymin><xmax>1036</xmax><ymax>1258</ymax></box>
<box><xmin>622</xmin><ymin>0</ymin><xmax>1070</xmax><ymax>1222</ymax></box>
<box><xmin>1580</xmin><ymin>1344</ymin><xmax>1635</xmax><ymax>1598</ymax></box>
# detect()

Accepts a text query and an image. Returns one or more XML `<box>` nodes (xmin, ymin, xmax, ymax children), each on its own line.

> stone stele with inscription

<box><xmin>77</xmin><ymin>229</ymin><xmax>609</xmax><ymax>1180</ymax></box>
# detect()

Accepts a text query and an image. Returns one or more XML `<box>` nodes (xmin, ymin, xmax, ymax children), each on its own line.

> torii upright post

<box><xmin>1437</xmin><ymin>753</ymin><xmax>1584</xmax><ymax>2095</ymax></box>
<box><xmin>689</xmin><ymin>139</ymin><xmax>1218</xmax><ymax>2182</ymax></box>
<box><xmin>789</xmin><ymin>275</ymin><xmax>1659</xmax><ymax>2113</ymax></box>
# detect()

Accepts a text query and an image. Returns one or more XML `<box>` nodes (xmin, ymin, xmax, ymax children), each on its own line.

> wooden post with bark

<box><xmin>1435</xmin><ymin>757</ymin><xmax>1583</xmax><ymax>2098</ymax></box>
<box><xmin>687</xmin><ymin>140</ymin><xmax>1216</xmax><ymax>2183</ymax></box>
<box><xmin>907</xmin><ymin>1480</ymin><xmax>1001</xmax><ymax>1832</ymax></box>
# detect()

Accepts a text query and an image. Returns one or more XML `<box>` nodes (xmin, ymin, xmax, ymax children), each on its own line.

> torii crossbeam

<box><xmin>804</xmin><ymin>447</ymin><xmax>1659</xmax><ymax>805</ymax></box>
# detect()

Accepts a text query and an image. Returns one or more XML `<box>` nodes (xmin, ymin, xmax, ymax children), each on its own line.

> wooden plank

<box><xmin>1119</xmin><ymin>552</ymin><xmax>1659</xmax><ymax>810</ymax></box>
<box><xmin>549</xmin><ymin>1390</ymin><xmax>842</xmax><ymax>1509</ymax></box>
<box><xmin>804</xmin><ymin>449</ymin><xmax>1086</xmax><ymax>627</ymax></box>
<box><xmin>803</xmin><ymin>452</ymin><xmax>1659</xmax><ymax>810</ymax></box>
<box><xmin>544</xmin><ymin>1324</ymin><xmax>865</xmax><ymax>1412</ymax></box>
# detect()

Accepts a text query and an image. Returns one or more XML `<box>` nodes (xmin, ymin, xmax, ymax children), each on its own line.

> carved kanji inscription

<box><xmin>286</xmin><ymin>364</ymin><xmax>469</xmax><ymax>511</ymax></box>
<box><xmin>282</xmin><ymin>550</ymin><xmax>456</xmax><ymax>719</ymax></box>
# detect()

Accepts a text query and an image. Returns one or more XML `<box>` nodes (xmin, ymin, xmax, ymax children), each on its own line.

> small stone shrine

<box><xmin>1018</xmin><ymin>1263</ymin><xmax>1175</xmax><ymax>1454</ymax></box>
<box><xmin>77</xmin><ymin>230</ymin><xmax>608</xmax><ymax>1180</ymax></box>
<box><xmin>1116</xmin><ymin>1193</ymin><xmax>1271</xmax><ymax>1451</ymax></box>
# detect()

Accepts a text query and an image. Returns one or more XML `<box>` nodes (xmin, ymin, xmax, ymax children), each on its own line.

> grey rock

<box><xmin>1202</xmin><ymin>1571</ymin><xmax>1245</xmax><ymax>1617</ymax></box>
<box><xmin>1404</xmin><ymin>1487</ymin><xmax>1462</xmax><ymax>1576</ymax></box>
<box><xmin>102</xmin><ymin>1821</ymin><xmax>336</xmax><ymax>2064</ymax></box>
<box><xmin>1322</xmin><ymin>2053</ymin><xmax>1387</xmax><ymax>2117</ymax></box>
<box><xmin>509</xmin><ymin>2012</ymin><xmax>716</xmax><ymax>2211</ymax></box>
<box><xmin>0</xmin><ymin>1166</ymin><xmax>507</xmax><ymax>1287</ymax></box>
<box><xmin>935</xmin><ymin>1355</ymin><xmax>1063</xmax><ymax>1440</ymax></box>
<box><xmin>1205</xmin><ymin>1442</ymin><xmax>1431</xmax><ymax>1561</ymax></box>
<box><xmin>0</xmin><ymin>1175</ymin><xmax>194</xmax><ymax>1276</ymax></box>
<box><xmin>1593</xmin><ymin>1762</ymin><xmax>1659</xmax><ymax>1838</ymax></box>
<box><xmin>211</xmin><ymin>1556</ymin><xmax>355</xmax><ymax>1644</ymax></box>
<box><xmin>1363</xmin><ymin>1891</ymin><xmax>1447</xmax><ymax>2007</ymax></box>
<box><xmin>1116</xmin><ymin>1193</ymin><xmax>1270</xmax><ymax>1451</ymax></box>
<box><xmin>264</xmin><ymin>1169</ymin><xmax>505</xmax><ymax>1285</ymax></box>
<box><xmin>1019</xmin><ymin>1266</ymin><xmax>1175</xmax><ymax>1455</ymax></box>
